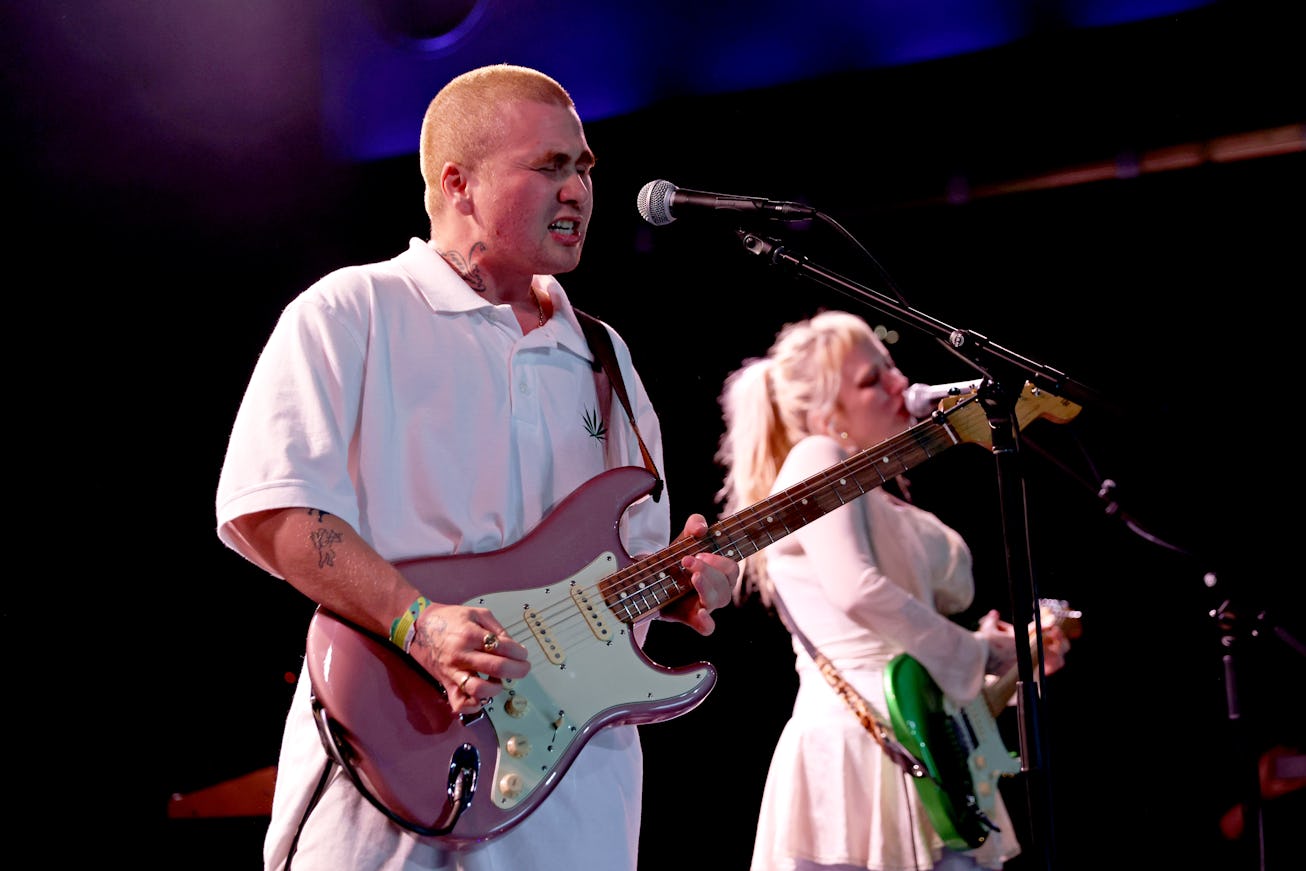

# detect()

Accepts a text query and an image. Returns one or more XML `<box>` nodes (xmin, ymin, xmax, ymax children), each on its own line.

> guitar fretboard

<box><xmin>596</xmin><ymin>382</ymin><xmax>1081</xmax><ymax>624</ymax></box>
<box><xmin>599</xmin><ymin>403</ymin><xmax>975</xmax><ymax>622</ymax></box>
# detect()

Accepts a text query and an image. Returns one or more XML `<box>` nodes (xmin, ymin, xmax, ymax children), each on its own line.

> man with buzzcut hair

<box><xmin>217</xmin><ymin>63</ymin><xmax>739</xmax><ymax>870</ymax></box>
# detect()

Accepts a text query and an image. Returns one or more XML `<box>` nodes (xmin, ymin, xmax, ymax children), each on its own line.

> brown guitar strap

<box><xmin>769</xmin><ymin>589</ymin><xmax>926</xmax><ymax>780</ymax></box>
<box><xmin>576</xmin><ymin>309</ymin><xmax>664</xmax><ymax>502</ymax></box>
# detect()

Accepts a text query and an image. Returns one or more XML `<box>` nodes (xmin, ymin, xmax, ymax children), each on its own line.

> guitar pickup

<box><xmin>572</xmin><ymin>584</ymin><xmax>617</xmax><ymax>643</ymax></box>
<box><xmin>524</xmin><ymin>606</ymin><xmax>565</xmax><ymax>664</ymax></box>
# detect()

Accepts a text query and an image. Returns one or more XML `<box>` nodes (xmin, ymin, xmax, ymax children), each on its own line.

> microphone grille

<box><xmin>902</xmin><ymin>384</ymin><xmax>935</xmax><ymax>419</ymax></box>
<box><xmin>636</xmin><ymin>179</ymin><xmax>676</xmax><ymax>226</ymax></box>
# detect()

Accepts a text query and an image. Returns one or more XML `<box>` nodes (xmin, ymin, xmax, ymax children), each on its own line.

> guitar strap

<box><xmin>769</xmin><ymin>589</ymin><xmax>928</xmax><ymax>781</ymax></box>
<box><xmin>576</xmin><ymin>308</ymin><xmax>664</xmax><ymax>502</ymax></box>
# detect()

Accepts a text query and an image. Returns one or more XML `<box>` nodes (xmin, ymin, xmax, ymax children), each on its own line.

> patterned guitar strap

<box><xmin>770</xmin><ymin>589</ymin><xmax>929</xmax><ymax>781</ymax></box>
<box><xmin>575</xmin><ymin>308</ymin><xmax>663</xmax><ymax>502</ymax></box>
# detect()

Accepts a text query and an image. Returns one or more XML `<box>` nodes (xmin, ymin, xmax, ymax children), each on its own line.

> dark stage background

<box><xmin>10</xmin><ymin>2</ymin><xmax>1302</xmax><ymax>868</ymax></box>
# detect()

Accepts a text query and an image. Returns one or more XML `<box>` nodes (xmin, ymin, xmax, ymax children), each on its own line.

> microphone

<box><xmin>903</xmin><ymin>379</ymin><xmax>985</xmax><ymax>418</ymax></box>
<box><xmin>636</xmin><ymin>179</ymin><xmax>816</xmax><ymax>226</ymax></box>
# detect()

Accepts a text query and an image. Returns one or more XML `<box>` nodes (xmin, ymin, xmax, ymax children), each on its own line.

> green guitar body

<box><xmin>883</xmin><ymin>653</ymin><xmax>1018</xmax><ymax>851</ymax></box>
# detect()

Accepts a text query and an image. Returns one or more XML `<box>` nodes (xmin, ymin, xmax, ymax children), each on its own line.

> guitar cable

<box><xmin>897</xmin><ymin>765</ymin><xmax>924</xmax><ymax>870</ymax></box>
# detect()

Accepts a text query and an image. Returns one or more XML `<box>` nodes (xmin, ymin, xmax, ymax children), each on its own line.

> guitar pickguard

<box><xmin>941</xmin><ymin>694</ymin><xmax>1019</xmax><ymax>815</ymax></box>
<box><xmin>305</xmin><ymin>467</ymin><xmax>717</xmax><ymax>847</ymax></box>
<box><xmin>474</xmin><ymin>554</ymin><xmax>707</xmax><ymax>811</ymax></box>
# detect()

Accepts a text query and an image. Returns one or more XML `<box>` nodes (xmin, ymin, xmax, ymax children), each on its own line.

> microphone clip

<box><xmin>737</xmin><ymin>230</ymin><xmax>805</xmax><ymax>270</ymax></box>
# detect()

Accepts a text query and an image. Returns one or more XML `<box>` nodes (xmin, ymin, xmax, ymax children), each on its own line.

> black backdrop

<box><xmin>11</xmin><ymin>3</ymin><xmax>1303</xmax><ymax>868</ymax></box>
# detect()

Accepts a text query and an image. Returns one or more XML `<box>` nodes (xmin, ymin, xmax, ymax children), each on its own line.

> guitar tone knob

<box><xmin>505</xmin><ymin>735</ymin><xmax>531</xmax><ymax>758</ymax></box>
<box><xmin>505</xmin><ymin>695</ymin><xmax>530</xmax><ymax>718</ymax></box>
<box><xmin>498</xmin><ymin>772</ymin><xmax>524</xmax><ymax>799</ymax></box>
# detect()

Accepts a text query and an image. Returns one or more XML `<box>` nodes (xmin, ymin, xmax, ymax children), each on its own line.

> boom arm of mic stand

<box><xmin>736</xmin><ymin>230</ymin><xmax>1116</xmax><ymax>415</ymax></box>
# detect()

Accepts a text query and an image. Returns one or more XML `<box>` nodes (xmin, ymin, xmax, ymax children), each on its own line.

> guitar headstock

<box><xmin>1037</xmin><ymin>597</ymin><xmax>1084</xmax><ymax>639</ymax></box>
<box><xmin>939</xmin><ymin>382</ymin><xmax>1083</xmax><ymax>450</ymax></box>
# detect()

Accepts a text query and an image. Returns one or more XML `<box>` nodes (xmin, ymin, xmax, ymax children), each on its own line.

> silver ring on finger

<box><xmin>482</xmin><ymin>632</ymin><xmax>499</xmax><ymax>652</ymax></box>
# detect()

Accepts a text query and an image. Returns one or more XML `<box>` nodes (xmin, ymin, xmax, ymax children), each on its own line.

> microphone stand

<box><xmin>1209</xmin><ymin>587</ymin><xmax>1305</xmax><ymax>870</ymax></box>
<box><xmin>736</xmin><ymin>229</ymin><xmax>1110</xmax><ymax>871</ymax></box>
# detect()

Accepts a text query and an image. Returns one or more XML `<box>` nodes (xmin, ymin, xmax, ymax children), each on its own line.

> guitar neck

<box><xmin>599</xmin><ymin>383</ymin><xmax>1081</xmax><ymax>625</ymax></box>
<box><xmin>981</xmin><ymin>601</ymin><xmax>1080</xmax><ymax>718</ymax></box>
<box><xmin>983</xmin><ymin>668</ymin><xmax>1022</xmax><ymax>720</ymax></box>
<box><xmin>601</xmin><ymin>408</ymin><xmax>968</xmax><ymax>623</ymax></box>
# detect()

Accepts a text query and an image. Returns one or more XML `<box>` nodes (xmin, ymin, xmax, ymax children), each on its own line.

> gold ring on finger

<box><xmin>458</xmin><ymin>672</ymin><xmax>472</xmax><ymax>692</ymax></box>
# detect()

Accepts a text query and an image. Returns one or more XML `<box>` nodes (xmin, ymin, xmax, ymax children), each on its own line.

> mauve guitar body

<box><xmin>304</xmin><ymin>465</ymin><xmax>717</xmax><ymax>847</ymax></box>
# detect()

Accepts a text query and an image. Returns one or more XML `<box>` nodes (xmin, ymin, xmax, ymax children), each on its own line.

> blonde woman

<box><xmin>716</xmin><ymin>310</ymin><xmax>1070</xmax><ymax>871</ymax></box>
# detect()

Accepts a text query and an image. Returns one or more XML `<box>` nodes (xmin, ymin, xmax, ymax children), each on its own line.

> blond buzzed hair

<box><xmin>419</xmin><ymin>64</ymin><xmax>576</xmax><ymax>220</ymax></box>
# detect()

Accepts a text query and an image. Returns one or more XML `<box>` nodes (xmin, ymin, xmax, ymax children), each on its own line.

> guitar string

<box><xmin>597</xmin><ymin>417</ymin><xmax>953</xmax><ymax>609</ymax></box>
<box><xmin>592</xmin><ymin>386</ymin><xmax>1060</xmax><ymax>615</ymax></box>
<box><xmin>496</xmin><ymin>432</ymin><xmax>914</xmax><ymax>651</ymax></box>
<box><xmin>477</xmin><ymin>395</ymin><xmax>1072</xmax><ymax>752</ymax></box>
<box><xmin>495</xmin><ymin>390</ymin><xmax>1063</xmax><ymax>662</ymax></box>
<box><xmin>493</xmin><ymin>417</ymin><xmax>959</xmax><ymax>659</ymax></box>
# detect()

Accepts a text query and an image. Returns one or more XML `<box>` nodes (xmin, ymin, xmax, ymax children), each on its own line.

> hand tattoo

<box><xmin>416</xmin><ymin>613</ymin><xmax>450</xmax><ymax>656</ymax></box>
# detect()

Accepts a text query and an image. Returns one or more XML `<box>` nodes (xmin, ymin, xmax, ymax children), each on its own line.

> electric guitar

<box><xmin>883</xmin><ymin>599</ymin><xmax>1083</xmax><ymax>851</ymax></box>
<box><xmin>304</xmin><ymin>382</ymin><xmax>1082</xmax><ymax>846</ymax></box>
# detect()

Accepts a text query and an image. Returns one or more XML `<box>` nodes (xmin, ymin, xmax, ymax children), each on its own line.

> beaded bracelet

<box><xmin>389</xmin><ymin>595</ymin><xmax>431</xmax><ymax>653</ymax></box>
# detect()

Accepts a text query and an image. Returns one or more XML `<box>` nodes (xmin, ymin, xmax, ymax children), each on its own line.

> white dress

<box><xmin>749</xmin><ymin>435</ymin><xmax>1019</xmax><ymax>871</ymax></box>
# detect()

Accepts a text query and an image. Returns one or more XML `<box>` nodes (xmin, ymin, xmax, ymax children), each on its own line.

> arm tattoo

<box><xmin>305</xmin><ymin>508</ymin><xmax>342</xmax><ymax>568</ymax></box>
<box><xmin>309</xmin><ymin>527</ymin><xmax>343</xmax><ymax>568</ymax></box>
<box><xmin>437</xmin><ymin>242</ymin><xmax>488</xmax><ymax>293</ymax></box>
